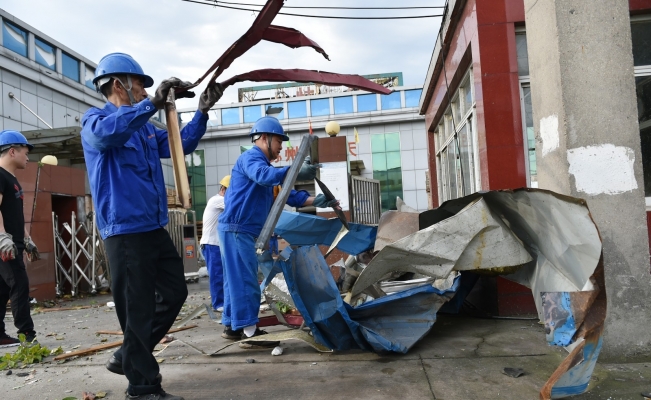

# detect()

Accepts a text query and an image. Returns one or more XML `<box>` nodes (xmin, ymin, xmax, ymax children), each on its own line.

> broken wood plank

<box><xmin>37</xmin><ymin>305</ymin><xmax>95</xmax><ymax>313</ymax></box>
<box><xmin>95</xmin><ymin>324</ymin><xmax>198</xmax><ymax>336</ymax></box>
<box><xmin>56</xmin><ymin>325</ymin><xmax>199</xmax><ymax>360</ymax></box>
<box><xmin>54</xmin><ymin>340</ymin><xmax>123</xmax><ymax>360</ymax></box>
<box><xmin>165</xmin><ymin>89</ymin><xmax>191</xmax><ymax>209</ymax></box>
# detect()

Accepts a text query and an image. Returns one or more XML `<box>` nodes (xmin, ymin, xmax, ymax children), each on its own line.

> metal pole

<box><xmin>71</xmin><ymin>212</ymin><xmax>77</xmax><ymax>297</ymax></box>
<box><xmin>91</xmin><ymin>212</ymin><xmax>97</xmax><ymax>294</ymax></box>
<box><xmin>8</xmin><ymin>92</ymin><xmax>53</xmax><ymax>129</ymax></box>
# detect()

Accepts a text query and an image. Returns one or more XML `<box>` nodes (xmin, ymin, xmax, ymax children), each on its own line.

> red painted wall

<box><xmin>424</xmin><ymin>0</ymin><xmax>527</xmax><ymax>208</ymax></box>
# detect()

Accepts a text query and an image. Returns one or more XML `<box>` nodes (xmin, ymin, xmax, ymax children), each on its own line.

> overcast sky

<box><xmin>2</xmin><ymin>0</ymin><xmax>444</xmax><ymax>109</ymax></box>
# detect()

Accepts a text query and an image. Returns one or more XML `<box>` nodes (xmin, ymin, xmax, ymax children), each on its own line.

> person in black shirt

<box><xmin>0</xmin><ymin>130</ymin><xmax>39</xmax><ymax>347</ymax></box>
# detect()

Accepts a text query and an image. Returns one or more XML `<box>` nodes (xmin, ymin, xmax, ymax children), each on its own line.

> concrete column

<box><xmin>524</xmin><ymin>0</ymin><xmax>651</xmax><ymax>359</ymax></box>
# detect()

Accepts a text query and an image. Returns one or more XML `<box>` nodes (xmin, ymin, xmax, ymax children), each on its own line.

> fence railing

<box><xmin>350</xmin><ymin>176</ymin><xmax>382</xmax><ymax>225</ymax></box>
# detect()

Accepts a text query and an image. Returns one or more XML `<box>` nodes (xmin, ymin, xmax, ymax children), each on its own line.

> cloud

<box><xmin>2</xmin><ymin>0</ymin><xmax>443</xmax><ymax>109</ymax></box>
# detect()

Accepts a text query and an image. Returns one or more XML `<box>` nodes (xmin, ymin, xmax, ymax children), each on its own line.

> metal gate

<box><xmin>350</xmin><ymin>176</ymin><xmax>382</xmax><ymax>225</ymax></box>
<box><xmin>53</xmin><ymin>211</ymin><xmax>109</xmax><ymax>296</ymax></box>
<box><xmin>165</xmin><ymin>209</ymin><xmax>198</xmax><ymax>261</ymax></box>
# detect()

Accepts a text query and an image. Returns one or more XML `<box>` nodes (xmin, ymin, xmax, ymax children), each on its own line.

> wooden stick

<box><xmin>96</xmin><ymin>324</ymin><xmax>199</xmax><ymax>336</ymax></box>
<box><xmin>37</xmin><ymin>305</ymin><xmax>94</xmax><ymax>313</ymax></box>
<box><xmin>54</xmin><ymin>340</ymin><xmax>123</xmax><ymax>360</ymax></box>
<box><xmin>56</xmin><ymin>325</ymin><xmax>199</xmax><ymax>360</ymax></box>
<box><xmin>164</xmin><ymin>89</ymin><xmax>191</xmax><ymax>209</ymax></box>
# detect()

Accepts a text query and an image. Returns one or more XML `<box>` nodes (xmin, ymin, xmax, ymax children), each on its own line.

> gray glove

<box><xmin>151</xmin><ymin>77</ymin><xmax>196</xmax><ymax>109</ymax></box>
<box><xmin>199</xmin><ymin>83</ymin><xmax>224</xmax><ymax>114</ymax></box>
<box><xmin>25</xmin><ymin>237</ymin><xmax>39</xmax><ymax>262</ymax></box>
<box><xmin>312</xmin><ymin>193</ymin><xmax>339</xmax><ymax>208</ymax></box>
<box><xmin>297</xmin><ymin>156</ymin><xmax>318</xmax><ymax>181</ymax></box>
<box><xmin>0</xmin><ymin>232</ymin><xmax>17</xmax><ymax>262</ymax></box>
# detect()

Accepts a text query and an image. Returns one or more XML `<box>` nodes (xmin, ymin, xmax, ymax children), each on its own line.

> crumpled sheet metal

<box><xmin>373</xmin><ymin>210</ymin><xmax>420</xmax><ymax>252</ymax></box>
<box><xmin>274</xmin><ymin>210</ymin><xmax>377</xmax><ymax>256</ymax></box>
<box><xmin>263</xmin><ymin>25</ymin><xmax>330</xmax><ymax>60</ymax></box>
<box><xmin>351</xmin><ymin>197</ymin><xmax>533</xmax><ymax>297</ymax></box>
<box><xmin>352</xmin><ymin>188</ymin><xmax>605</xmax><ymax>399</ymax></box>
<box><xmin>271</xmin><ymin>245</ymin><xmax>459</xmax><ymax>353</ymax></box>
<box><xmin>221</xmin><ymin>68</ymin><xmax>392</xmax><ymax>95</ymax></box>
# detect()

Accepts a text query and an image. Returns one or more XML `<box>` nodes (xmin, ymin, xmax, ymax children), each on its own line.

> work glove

<box><xmin>199</xmin><ymin>82</ymin><xmax>225</xmax><ymax>114</ymax></box>
<box><xmin>297</xmin><ymin>156</ymin><xmax>318</xmax><ymax>181</ymax></box>
<box><xmin>312</xmin><ymin>193</ymin><xmax>339</xmax><ymax>209</ymax></box>
<box><xmin>151</xmin><ymin>77</ymin><xmax>196</xmax><ymax>109</ymax></box>
<box><xmin>25</xmin><ymin>237</ymin><xmax>40</xmax><ymax>262</ymax></box>
<box><xmin>0</xmin><ymin>232</ymin><xmax>17</xmax><ymax>262</ymax></box>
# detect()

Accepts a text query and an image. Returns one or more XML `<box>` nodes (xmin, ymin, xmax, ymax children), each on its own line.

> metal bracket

<box><xmin>255</xmin><ymin>134</ymin><xmax>317</xmax><ymax>252</ymax></box>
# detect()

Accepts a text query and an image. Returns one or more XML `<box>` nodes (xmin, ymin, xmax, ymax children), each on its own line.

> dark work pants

<box><xmin>104</xmin><ymin>229</ymin><xmax>188</xmax><ymax>396</ymax></box>
<box><xmin>0</xmin><ymin>249</ymin><xmax>35</xmax><ymax>336</ymax></box>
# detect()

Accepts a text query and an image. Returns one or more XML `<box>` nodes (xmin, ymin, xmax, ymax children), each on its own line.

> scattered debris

<box><xmin>271</xmin><ymin>346</ymin><xmax>283</xmax><ymax>356</ymax></box>
<box><xmin>36</xmin><ymin>305</ymin><xmax>95</xmax><ymax>313</ymax></box>
<box><xmin>197</xmin><ymin>266</ymin><xmax>208</xmax><ymax>277</ymax></box>
<box><xmin>245</xmin><ymin>359</ymin><xmax>255</xmax><ymax>364</ymax></box>
<box><xmin>211</xmin><ymin>329</ymin><xmax>331</xmax><ymax>356</ymax></box>
<box><xmin>159</xmin><ymin>335</ymin><xmax>175</xmax><ymax>344</ymax></box>
<box><xmin>82</xmin><ymin>391</ymin><xmax>96</xmax><ymax>400</ymax></box>
<box><xmin>5</xmin><ymin>370</ymin><xmax>11</xmax><ymax>375</ymax></box>
<box><xmin>106</xmin><ymin>302</ymin><xmax>115</xmax><ymax>308</ymax></box>
<box><xmin>15</xmin><ymin>372</ymin><xmax>29</xmax><ymax>377</ymax></box>
<box><xmin>56</xmin><ymin>325</ymin><xmax>198</xmax><ymax>361</ymax></box>
<box><xmin>156</xmin><ymin>358</ymin><xmax>165</xmax><ymax>363</ymax></box>
<box><xmin>503</xmin><ymin>368</ymin><xmax>525</xmax><ymax>378</ymax></box>
<box><xmin>0</xmin><ymin>335</ymin><xmax>63</xmax><ymax>370</ymax></box>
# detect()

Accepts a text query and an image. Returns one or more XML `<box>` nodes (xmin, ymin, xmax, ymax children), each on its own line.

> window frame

<box><xmin>434</xmin><ymin>69</ymin><xmax>479</xmax><ymax>203</ymax></box>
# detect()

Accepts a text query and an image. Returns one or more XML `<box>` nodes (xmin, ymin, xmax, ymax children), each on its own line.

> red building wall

<box><xmin>424</xmin><ymin>0</ymin><xmax>527</xmax><ymax>207</ymax></box>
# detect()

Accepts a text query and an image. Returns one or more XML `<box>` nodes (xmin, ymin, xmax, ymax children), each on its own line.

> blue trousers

<box><xmin>202</xmin><ymin>244</ymin><xmax>224</xmax><ymax>310</ymax></box>
<box><xmin>218</xmin><ymin>231</ymin><xmax>260</xmax><ymax>330</ymax></box>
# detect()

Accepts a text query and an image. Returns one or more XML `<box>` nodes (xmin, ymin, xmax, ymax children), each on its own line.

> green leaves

<box><xmin>0</xmin><ymin>337</ymin><xmax>59</xmax><ymax>370</ymax></box>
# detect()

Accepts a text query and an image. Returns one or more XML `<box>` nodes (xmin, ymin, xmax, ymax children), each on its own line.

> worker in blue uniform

<box><xmin>81</xmin><ymin>52</ymin><xmax>223</xmax><ymax>400</ymax></box>
<box><xmin>218</xmin><ymin>116</ymin><xmax>338</xmax><ymax>348</ymax></box>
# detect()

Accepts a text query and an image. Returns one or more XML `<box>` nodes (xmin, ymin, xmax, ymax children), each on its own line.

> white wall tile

<box><xmin>52</xmin><ymin>90</ymin><xmax>67</xmax><ymax>106</ymax></box>
<box><xmin>3</xmin><ymin>117</ymin><xmax>20</xmax><ymax>131</ymax></box>
<box><xmin>19</xmin><ymin>90</ymin><xmax>38</xmax><ymax>127</ymax></box>
<box><xmin>413</xmin><ymin>130</ymin><xmax>428</xmax><ymax>150</ymax></box>
<box><xmin>417</xmin><ymin>189</ymin><xmax>429</xmax><ymax>211</ymax></box>
<box><xmin>401</xmin><ymin>150</ymin><xmax>415</xmax><ymax>171</ymax></box>
<box><xmin>52</xmin><ymin>103</ymin><xmax>67</xmax><ymax>128</ymax></box>
<box><xmin>206</xmin><ymin>166</ymin><xmax>218</xmax><ymax>185</ymax></box>
<box><xmin>415</xmin><ymin>169</ymin><xmax>428</xmax><ymax>190</ymax></box>
<box><xmin>36</xmin><ymin>85</ymin><xmax>53</xmax><ymax>101</ymax></box>
<box><xmin>3</xmin><ymin>84</ymin><xmax>21</xmax><ymax>120</ymax></box>
<box><xmin>402</xmin><ymin>190</ymin><xmax>418</xmax><ymax>210</ymax></box>
<box><xmin>357</xmin><ymin>134</ymin><xmax>370</xmax><ymax>155</ymax></box>
<box><xmin>206</xmin><ymin>184</ymin><xmax>219</xmax><ymax>199</ymax></box>
<box><xmin>2</xmin><ymin>70</ymin><xmax>20</xmax><ymax>88</ymax></box>
<box><xmin>216</xmin><ymin>145</ymin><xmax>229</xmax><ymax>166</ymax></box>
<box><xmin>37</xmin><ymin>97</ymin><xmax>53</xmax><ymax>128</ymax></box>
<box><xmin>402</xmin><ymin>170</ymin><xmax>416</xmax><ymax>191</ymax></box>
<box><xmin>205</xmin><ymin>147</ymin><xmax>217</xmax><ymax>166</ymax></box>
<box><xmin>20</xmin><ymin>77</ymin><xmax>37</xmax><ymax>95</ymax></box>
<box><xmin>414</xmin><ymin>149</ymin><xmax>428</xmax><ymax>170</ymax></box>
<box><xmin>400</xmin><ymin>130</ymin><xmax>414</xmax><ymax>151</ymax></box>
<box><xmin>217</xmin><ymin>166</ymin><xmax>232</xmax><ymax>181</ymax></box>
<box><xmin>228</xmin><ymin>146</ymin><xmax>241</xmax><ymax>165</ymax></box>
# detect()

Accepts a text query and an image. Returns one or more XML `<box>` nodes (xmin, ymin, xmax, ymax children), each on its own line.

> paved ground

<box><xmin>1</xmin><ymin>279</ymin><xmax>650</xmax><ymax>400</ymax></box>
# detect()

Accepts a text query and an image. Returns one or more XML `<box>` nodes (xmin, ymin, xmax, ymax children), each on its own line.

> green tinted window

<box><xmin>371</xmin><ymin>134</ymin><xmax>385</xmax><ymax>153</ymax></box>
<box><xmin>385</xmin><ymin>133</ymin><xmax>400</xmax><ymax>151</ymax></box>
<box><xmin>186</xmin><ymin>150</ymin><xmax>207</xmax><ymax>220</ymax></box>
<box><xmin>372</xmin><ymin>133</ymin><xmax>403</xmax><ymax>211</ymax></box>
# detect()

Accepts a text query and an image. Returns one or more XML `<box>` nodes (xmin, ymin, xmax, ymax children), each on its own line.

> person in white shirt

<box><xmin>200</xmin><ymin>175</ymin><xmax>229</xmax><ymax>311</ymax></box>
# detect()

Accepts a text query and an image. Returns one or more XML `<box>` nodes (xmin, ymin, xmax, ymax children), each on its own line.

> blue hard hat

<box><xmin>0</xmin><ymin>130</ymin><xmax>33</xmax><ymax>151</ymax></box>
<box><xmin>93</xmin><ymin>52</ymin><xmax>154</xmax><ymax>89</ymax></box>
<box><xmin>250</xmin><ymin>116</ymin><xmax>289</xmax><ymax>141</ymax></box>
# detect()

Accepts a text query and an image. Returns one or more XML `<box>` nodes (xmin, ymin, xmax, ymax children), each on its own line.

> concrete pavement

<box><xmin>1</xmin><ymin>279</ymin><xmax>650</xmax><ymax>400</ymax></box>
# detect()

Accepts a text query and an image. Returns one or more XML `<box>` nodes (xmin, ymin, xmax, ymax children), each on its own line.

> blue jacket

<box><xmin>81</xmin><ymin>98</ymin><xmax>208</xmax><ymax>239</ymax></box>
<box><xmin>218</xmin><ymin>146</ymin><xmax>309</xmax><ymax>237</ymax></box>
